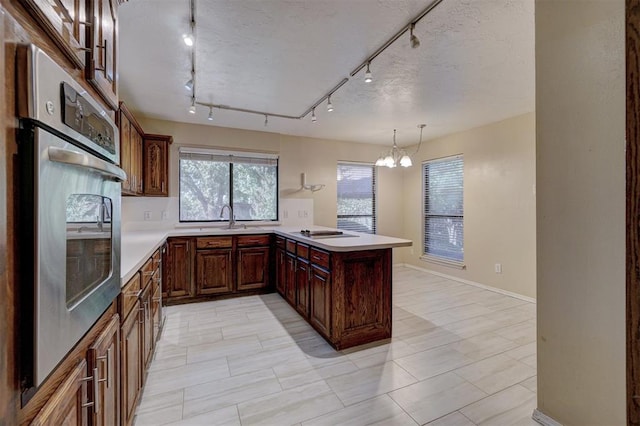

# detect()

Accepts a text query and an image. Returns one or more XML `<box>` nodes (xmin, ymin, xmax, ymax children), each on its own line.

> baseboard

<box><xmin>396</xmin><ymin>263</ymin><xmax>536</xmax><ymax>304</ymax></box>
<box><xmin>532</xmin><ymin>409</ymin><xmax>563</xmax><ymax>426</ymax></box>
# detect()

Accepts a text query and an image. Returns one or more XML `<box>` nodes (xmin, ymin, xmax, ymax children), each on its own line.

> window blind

<box><xmin>337</xmin><ymin>162</ymin><xmax>376</xmax><ymax>234</ymax></box>
<box><xmin>423</xmin><ymin>155</ymin><xmax>464</xmax><ymax>261</ymax></box>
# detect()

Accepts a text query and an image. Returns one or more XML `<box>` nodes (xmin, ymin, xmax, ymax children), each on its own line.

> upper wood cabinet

<box><xmin>143</xmin><ymin>134</ymin><xmax>172</xmax><ymax>197</ymax></box>
<box><xmin>19</xmin><ymin>0</ymin><xmax>89</xmax><ymax>69</ymax></box>
<box><xmin>118</xmin><ymin>102</ymin><xmax>144</xmax><ymax>196</ymax></box>
<box><xmin>87</xmin><ymin>0</ymin><xmax>118</xmax><ymax>110</ymax></box>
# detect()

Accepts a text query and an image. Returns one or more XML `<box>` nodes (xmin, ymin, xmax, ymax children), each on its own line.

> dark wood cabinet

<box><xmin>275</xmin><ymin>247</ymin><xmax>286</xmax><ymax>296</ymax></box>
<box><xmin>285</xmin><ymin>252</ymin><xmax>296</xmax><ymax>305</ymax></box>
<box><xmin>87</xmin><ymin>0</ymin><xmax>118</xmax><ymax>109</ymax></box>
<box><xmin>119</xmin><ymin>113</ymin><xmax>132</xmax><ymax>193</ymax></box>
<box><xmin>195</xmin><ymin>249</ymin><xmax>233</xmax><ymax>295</ymax></box>
<box><xmin>120</xmin><ymin>300</ymin><xmax>141</xmax><ymax>426</ymax></box>
<box><xmin>295</xmin><ymin>259</ymin><xmax>310</xmax><ymax>317</ymax></box>
<box><xmin>88</xmin><ymin>314</ymin><xmax>120</xmax><ymax>426</ymax></box>
<box><xmin>140</xmin><ymin>284</ymin><xmax>154</xmax><ymax>372</ymax></box>
<box><xmin>118</xmin><ymin>102</ymin><xmax>144</xmax><ymax>196</ymax></box>
<box><xmin>143</xmin><ymin>134</ymin><xmax>171</xmax><ymax>197</ymax></box>
<box><xmin>30</xmin><ymin>359</ymin><xmax>90</xmax><ymax>426</ymax></box>
<box><xmin>164</xmin><ymin>238</ymin><xmax>194</xmax><ymax>299</ymax></box>
<box><xmin>19</xmin><ymin>0</ymin><xmax>88</xmax><ymax>69</ymax></box>
<box><xmin>131</xmin><ymin>129</ymin><xmax>143</xmax><ymax>195</ymax></box>
<box><xmin>237</xmin><ymin>247</ymin><xmax>270</xmax><ymax>291</ymax></box>
<box><xmin>309</xmin><ymin>265</ymin><xmax>331</xmax><ymax>338</ymax></box>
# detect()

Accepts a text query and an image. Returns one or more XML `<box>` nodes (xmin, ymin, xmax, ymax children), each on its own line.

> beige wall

<box><xmin>536</xmin><ymin>0</ymin><xmax>625</xmax><ymax>424</ymax></box>
<box><xmin>136</xmin><ymin>118</ymin><xmax>405</xmax><ymax>246</ymax></box>
<box><xmin>400</xmin><ymin>113</ymin><xmax>537</xmax><ymax>299</ymax></box>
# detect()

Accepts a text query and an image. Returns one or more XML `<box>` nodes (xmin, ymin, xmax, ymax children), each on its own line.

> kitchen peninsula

<box><xmin>121</xmin><ymin>227</ymin><xmax>411</xmax><ymax>349</ymax></box>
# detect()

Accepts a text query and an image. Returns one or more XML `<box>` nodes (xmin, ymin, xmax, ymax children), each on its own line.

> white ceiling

<box><xmin>118</xmin><ymin>0</ymin><xmax>534</xmax><ymax>147</ymax></box>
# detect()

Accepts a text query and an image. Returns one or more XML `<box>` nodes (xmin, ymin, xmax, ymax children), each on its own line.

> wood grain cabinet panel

<box><xmin>275</xmin><ymin>247</ymin><xmax>286</xmax><ymax>296</ymax></box>
<box><xmin>164</xmin><ymin>238</ymin><xmax>194</xmax><ymax>299</ymax></box>
<box><xmin>237</xmin><ymin>247</ymin><xmax>269</xmax><ymax>291</ymax></box>
<box><xmin>196</xmin><ymin>249</ymin><xmax>233</xmax><ymax>295</ymax></box>
<box><xmin>30</xmin><ymin>359</ymin><xmax>90</xmax><ymax>426</ymax></box>
<box><xmin>285</xmin><ymin>252</ymin><xmax>296</xmax><ymax>306</ymax></box>
<box><xmin>309</xmin><ymin>265</ymin><xmax>331</xmax><ymax>338</ymax></box>
<box><xmin>296</xmin><ymin>259</ymin><xmax>310</xmax><ymax>317</ymax></box>
<box><xmin>119</xmin><ymin>113</ymin><xmax>131</xmax><ymax>192</ymax></box>
<box><xmin>120</xmin><ymin>301</ymin><xmax>141</xmax><ymax>426</ymax></box>
<box><xmin>88</xmin><ymin>314</ymin><xmax>120</xmax><ymax>426</ymax></box>
<box><xmin>143</xmin><ymin>134</ymin><xmax>171</xmax><ymax>196</ymax></box>
<box><xmin>140</xmin><ymin>284</ymin><xmax>154</xmax><ymax>373</ymax></box>
<box><xmin>87</xmin><ymin>0</ymin><xmax>118</xmax><ymax>109</ymax></box>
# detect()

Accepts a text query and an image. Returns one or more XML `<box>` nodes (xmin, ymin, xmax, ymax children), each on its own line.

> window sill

<box><xmin>420</xmin><ymin>255</ymin><xmax>466</xmax><ymax>270</ymax></box>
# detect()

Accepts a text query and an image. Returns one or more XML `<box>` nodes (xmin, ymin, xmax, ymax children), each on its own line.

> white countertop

<box><xmin>120</xmin><ymin>226</ymin><xmax>412</xmax><ymax>285</ymax></box>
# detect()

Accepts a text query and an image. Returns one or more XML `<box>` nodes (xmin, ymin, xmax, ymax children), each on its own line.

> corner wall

<box><xmin>400</xmin><ymin>113</ymin><xmax>537</xmax><ymax>299</ymax></box>
<box><xmin>535</xmin><ymin>0</ymin><xmax>625</xmax><ymax>423</ymax></box>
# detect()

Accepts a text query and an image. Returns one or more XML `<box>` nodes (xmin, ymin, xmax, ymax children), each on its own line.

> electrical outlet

<box><xmin>495</xmin><ymin>263</ymin><xmax>502</xmax><ymax>274</ymax></box>
<box><xmin>161</xmin><ymin>210</ymin><xmax>168</xmax><ymax>220</ymax></box>
<box><xmin>144</xmin><ymin>211</ymin><xmax>151</xmax><ymax>221</ymax></box>
<box><xmin>303</xmin><ymin>210</ymin><xmax>308</xmax><ymax>218</ymax></box>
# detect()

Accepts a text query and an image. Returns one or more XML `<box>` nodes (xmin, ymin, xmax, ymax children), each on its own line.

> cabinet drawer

<box><xmin>119</xmin><ymin>272</ymin><xmax>141</xmax><ymax>321</ymax></box>
<box><xmin>141</xmin><ymin>257</ymin><xmax>155</xmax><ymax>285</ymax></box>
<box><xmin>237</xmin><ymin>234</ymin><xmax>271</xmax><ymax>247</ymax></box>
<box><xmin>286</xmin><ymin>239</ymin><xmax>296</xmax><ymax>253</ymax></box>
<box><xmin>276</xmin><ymin>236</ymin><xmax>285</xmax><ymax>249</ymax></box>
<box><xmin>297</xmin><ymin>243</ymin><xmax>309</xmax><ymax>259</ymax></box>
<box><xmin>310</xmin><ymin>248</ymin><xmax>330</xmax><ymax>269</ymax></box>
<box><xmin>197</xmin><ymin>236</ymin><xmax>233</xmax><ymax>249</ymax></box>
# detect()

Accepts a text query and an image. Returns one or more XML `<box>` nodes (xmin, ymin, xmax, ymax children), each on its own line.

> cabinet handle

<box><xmin>95</xmin><ymin>347</ymin><xmax>111</xmax><ymax>389</ymax></box>
<box><xmin>80</xmin><ymin>367</ymin><xmax>100</xmax><ymax>414</ymax></box>
<box><xmin>139</xmin><ymin>305</ymin><xmax>145</xmax><ymax>325</ymax></box>
<box><xmin>125</xmin><ymin>289</ymin><xmax>142</xmax><ymax>298</ymax></box>
<box><xmin>162</xmin><ymin>182</ymin><xmax>165</xmax><ymax>193</ymax></box>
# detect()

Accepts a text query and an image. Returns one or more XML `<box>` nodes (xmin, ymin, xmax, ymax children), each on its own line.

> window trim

<box><xmin>421</xmin><ymin>154</ymin><xmax>465</xmax><ymax>266</ymax></box>
<box><xmin>178</xmin><ymin>147</ymin><xmax>279</xmax><ymax>223</ymax></box>
<box><xmin>336</xmin><ymin>161</ymin><xmax>377</xmax><ymax>234</ymax></box>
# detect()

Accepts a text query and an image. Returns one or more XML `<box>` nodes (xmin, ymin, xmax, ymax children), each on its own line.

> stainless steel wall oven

<box><xmin>17</xmin><ymin>45</ymin><xmax>125</xmax><ymax>395</ymax></box>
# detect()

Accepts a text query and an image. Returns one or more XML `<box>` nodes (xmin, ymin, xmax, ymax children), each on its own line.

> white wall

<box><xmin>535</xmin><ymin>0</ymin><xmax>625</xmax><ymax>423</ymax></box>
<box><xmin>400</xmin><ymin>113</ymin><xmax>537</xmax><ymax>299</ymax></box>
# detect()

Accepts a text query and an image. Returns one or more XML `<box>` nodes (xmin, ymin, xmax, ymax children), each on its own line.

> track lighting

<box><xmin>189</xmin><ymin>97</ymin><xmax>196</xmax><ymax>114</ymax></box>
<box><xmin>183</xmin><ymin>34</ymin><xmax>194</xmax><ymax>47</ymax></box>
<box><xmin>311</xmin><ymin>108</ymin><xmax>317</xmax><ymax>123</ymax></box>
<box><xmin>327</xmin><ymin>96</ymin><xmax>334</xmax><ymax>112</ymax></box>
<box><xmin>364</xmin><ymin>62</ymin><xmax>373</xmax><ymax>83</ymax></box>
<box><xmin>410</xmin><ymin>23</ymin><xmax>420</xmax><ymax>49</ymax></box>
<box><xmin>184</xmin><ymin>79</ymin><xmax>193</xmax><ymax>91</ymax></box>
<box><xmin>264</xmin><ymin>115</ymin><xmax>268</xmax><ymax>127</ymax></box>
<box><xmin>207</xmin><ymin>106</ymin><xmax>213</xmax><ymax>121</ymax></box>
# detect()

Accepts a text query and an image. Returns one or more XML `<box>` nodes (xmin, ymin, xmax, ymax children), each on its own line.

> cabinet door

<box><xmin>87</xmin><ymin>0</ymin><xmax>118</xmax><ymax>109</ymax></box>
<box><xmin>285</xmin><ymin>253</ymin><xmax>296</xmax><ymax>305</ymax></box>
<box><xmin>310</xmin><ymin>265</ymin><xmax>331</xmax><ymax>338</ymax></box>
<box><xmin>119</xmin><ymin>112</ymin><xmax>132</xmax><ymax>193</ymax></box>
<box><xmin>88</xmin><ymin>314</ymin><xmax>120</xmax><ymax>426</ymax></box>
<box><xmin>143</xmin><ymin>135</ymin><xmax>170</xmax><ymax>197</ymax></box>
<box><xmin>31</xmin><ymin>359</ymin><xmax>89</xmax><ymax>426</ymax></box>
<box><xmin>296</xmin><ymin>259</ymin><xmax>310</xmax><ymax>317</ymax></box>
<box><xmin>275</xmin><ymin>248</ymin><xmax>286</xmax><ymax>296</ymax></box>
<box><xmin>152</xmin><ymin>281</ymin><xmax>162</xmax><ymax>342</ymax></box>
<box><xmin>132</xmin><ymin>129</ymin><xmax>144</xmax><ymax>195</ymax></box>
<box><xmin>196</xmin><ymin>249</ymin><xmax>233</xmax><ymax>295</ymax></box>
<box><xmin>165</xmin><ymin>238</ymin><xmax>193</xmax><ymax>299</ymax></box>
<box><xmin>237</xmin><ymin>246</ymin><xmax>269</xmax><ymax>291</ymax></box>
<box><xmin>20</xmin><ymin>0</ymin><xmax>88</xmax><ymax>68</ymax></box>
<box><xmin>120</xmin><ymin>302</ymin><xmax>141</xmax><ymax>426</ymax></box>
<box><xmin>141</xmin><ymin>284</ymin><xmax>154</xmax><ymax>373</ymax></box>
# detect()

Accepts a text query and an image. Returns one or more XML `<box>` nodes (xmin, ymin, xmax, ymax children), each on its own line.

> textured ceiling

<box><xmin>118</xmin><ymin>0</ymin><xmax>534</xmax><ymax>146</ymax></box>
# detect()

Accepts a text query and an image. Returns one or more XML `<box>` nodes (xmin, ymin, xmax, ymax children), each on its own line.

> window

<box><xmin>423</xmin><ymin>155</ymin><xmax>464</xmax><ymax>262</ymax></box>
<box><xmin>179</xmin><ymin>148</ymin><xmax>278</xmax><ymax>222</ymax></box>
<box><xmin>337</xmin><ymin>162</ymin><xmax>376</xmax><ymax>234</ymax></box>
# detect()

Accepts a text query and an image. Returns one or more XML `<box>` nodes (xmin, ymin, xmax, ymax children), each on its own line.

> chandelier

<box><xmin>375</xmin><ymin>124</ymin><xmax>426</xmax><ymax>168</ymax></box>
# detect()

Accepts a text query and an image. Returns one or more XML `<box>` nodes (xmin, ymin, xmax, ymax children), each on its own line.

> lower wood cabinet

<box><xmin>275</xmin><ymin>247</ymin><xmax>286</xmax><ymax>295</ymax></box>
<box><xmin>295</xmin><ymin>259</ymin><xmax>310</xmax><ymax>317</ymax></box>
<box><xmin>120</xmin><ymin>301</ymin><xmax>141</xmax><ymax>426</ymax></box>
<box><xmin>196</xmin><ymin>248</ymin><xmax>233</xmax><ymax>295</ymax></box>
<box><xmin>237</xmin><ymin>246</ymin><xmax>270</xmax><ymax>291</ymax></box>
<box><xmin>285</xmin><ymin>252</ymin><xmax>296</xmax><ymax>305</ymax></box>
<box><xmin>30</xmin><ymin>359</ymin><xmax>90</xmax><ymax>426</ymax></box>
<box><xmin>309</xmin><ymin>265</ymin><xmax>331</xmax><ymax>338</ymax></box>
<box><xmin>164</xmin><ymin>238</ymin><xmax>193</xmax><ymax>299</ymax></box>
<box><xmin>141</xmin><ymin>283</ymin><xmax>154</xmax><ymax>372</ymax></box>
<box><xmin>88</xmin><ymin>314</ymin><xmax>120</xmax><ymax>426</ymax></box>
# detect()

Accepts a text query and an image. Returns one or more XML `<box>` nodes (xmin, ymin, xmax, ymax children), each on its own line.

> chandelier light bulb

<box><xmin>375</xmin><ymin>157</ymin><xmax>386</xmax><ymax>167</ymax></box>
<box><xmin>400</xmin><ymin>155</ymin><xmax>412</xmax><ymax>167</ymax></box>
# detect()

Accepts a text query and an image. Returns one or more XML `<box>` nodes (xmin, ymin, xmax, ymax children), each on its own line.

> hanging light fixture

<box><xmin>184</xmin><ymin>79</ymin><xmax>194</xmax><ymax>91</ymax></box>
<box><xmin>409</xmin><ymin>23</ymin><xmax>420</xmax><ymax>49</ymax></box>
<box><xmin>264</xmin><ymin>114</ymin><xmax>269</xmax><ymax>127</ymax></box>
<box><xmin>189</xmin><ymin>97</ymin><xmax>196</xmax><ymax>114</ymax></box>
<box><xmin>364</xmin><ymin>62</ymin><xmax>373</xmax><ymax>83</ymax></box>
<box><xmin>311</xmin><ymin>108</ymin><xmax>317</xmax><ymax>123</ymax></box>
<box><xmin>375</xmin><ymin>124</ymin><xmax>426</xmax><ymax>168</ymax></box>
<box><xmin>327</xmin><ymin>96</ymin><xmax>334</xmax><ymax>112</ymax></box>
<box><xmin>207</xmin><ymin>106</ymin><xmax>213</xmax><ymax>120</ymax></box>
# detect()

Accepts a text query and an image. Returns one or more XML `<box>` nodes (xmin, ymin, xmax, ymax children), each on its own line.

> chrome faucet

<box><xmin>219</xmin><ymin>204</ymin><xmax>235</xmax><ymax>228</ymax></box>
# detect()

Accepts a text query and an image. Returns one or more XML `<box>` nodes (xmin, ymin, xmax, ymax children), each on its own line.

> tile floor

<box><xmin>135</xmin><ymin>266</ymin><xmax>537</xmax><ymax>426</ymax></box>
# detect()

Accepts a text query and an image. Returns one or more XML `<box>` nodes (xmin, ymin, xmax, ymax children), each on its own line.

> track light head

<box><xmin>185</xmin><ymin>79</ymin><xmax>193</xmax><ymax>91</ymax></box>
<box><xmin>364</xmin><ymin>62</ymin><xmax>373</xmax><ymax>83</ymax></box>
<box><xmin>264</xmin><ymin>115</ymin><xmax>268</xmax><ymax>127</ymax></box>
<box><xmin>311</xmin><ymin>108</ymin><xmax>317</xmax><ymax>123</ymax></box>
<box><xmin>327</xmin><ymin>96</ymin><xmax>334</xmax><ymax>112</ymax></box>
<box><xmin>183</xmin><ymin>34</ymin><xmax>194</xmax><ymax>47</ymax></box>
<box><xmin>410</xmin><ymin>23</ymin><xmax>420</xmax><ymax>49</ymax></box>
<box><xmin>189</xmin><ymin>98</ymin><xmax>196</xmax><ymax>114</ymax></box>
<box><xmin>207</xmin><ymin>107</ymin><xmax>213</xmax><ymax>121</ymax></box>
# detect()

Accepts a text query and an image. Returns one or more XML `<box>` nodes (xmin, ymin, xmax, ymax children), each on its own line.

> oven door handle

<box><xmin>48</xmin><ymin>146</ymin><xmax>127</xmax><ymax>182</ymax></box>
